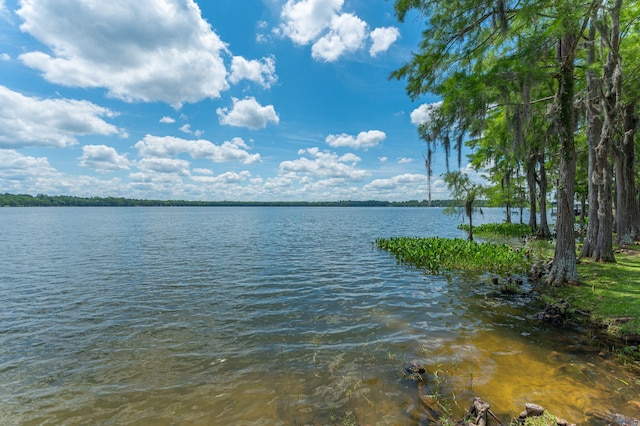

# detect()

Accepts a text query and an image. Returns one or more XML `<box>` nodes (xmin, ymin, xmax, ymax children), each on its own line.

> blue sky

<box><xmin>0</xmin><ymin>0</ymin><xmax>477</xmax><ymax>201</ymax></box>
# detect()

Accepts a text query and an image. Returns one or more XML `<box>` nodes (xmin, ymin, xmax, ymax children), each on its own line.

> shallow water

<box><xmin>1</xmin><ymin>207</ymin><xmax>638</xmax><ymax>425</ymax></box>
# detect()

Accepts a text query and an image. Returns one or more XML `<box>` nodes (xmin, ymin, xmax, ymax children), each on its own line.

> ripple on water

<box><xmin>1</xmin><ymin>207</ymin><xmax>638</xmax><ymax>425</ymax></box>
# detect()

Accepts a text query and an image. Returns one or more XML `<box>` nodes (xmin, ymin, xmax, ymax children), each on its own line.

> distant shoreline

<box><xmin>0</xmin><ymin>193</ymin><xmax>487</xmax><ymax>208</ymax></box>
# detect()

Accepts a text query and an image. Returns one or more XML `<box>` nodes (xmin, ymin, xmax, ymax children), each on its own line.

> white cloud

<box><xmin>135</xmin><ymin>135</ymin><xmax>261</xmax><ymax>164</ymax></box>
<box><xmin>0</xmin><ymin>149</ymin><xmax>57</xmax><ymax>179</ymax></box>
<box><xmin>279</xmin><ymin>0</ymin><xmax>383</xmax><ymax>62</ymax></box>
<box><xmin>279</xmin><ymin>147</ymin><xmax>367</xmax><ymax>181</ymax></box>
<box><xmin>192</xmin><ymin>168</ymin><xmax>213</xmax><ymax>176</ymax></box>
<box><xmin>229</xmin><ymin>56</ymin><xmax>278</xmax><ymax>89</ymax></box>
<box><xmin>137</xmin><ymin>157</ymin><xmax>191</xmax><ymax>176</ymax></box>
<box><xmin>362</xmin><ymin>173</ymin><xmax>434</xmax><ymax>199</ymax></box>
<box><xmin>0</xmin><ymin>148</ymin><xmax>136</xmax><ymax>197</ymax></box>
<box><xmin>16</xmin><ymin>0</ymin><xmax>230</xmax><ymax>108</ymax></box>
<box><xmin>216</xmin><ymin>97</ymin><xmax>279</xmax><ymax>130</ymax></box>
<box><xmin>279</xmin><ymin>0</ymin><xmax>343</xmax><ymax>45</ymax></box>
<box><xmin>0</xmin><ymin>149</ymin><xmax>70</xmax><ymax>194</ymax></box>
<box><xmin>398</xmin><ymin>157</ymin><xmax>414</xmax><ymax>164</ymax></box>
<box><xmin>0</xmin><ymin>85</ymin><xmax>122</xmax><ymax>148</ymax></box>
<box><xmin>0</xmin><ymin>53</ymin><xmax>10</xmax><ymax>61</ymax></box>
<box><xmin>79</xmin><ymin>145</ymin><xmax>130</xmax><ymax>172</ymax></box>
<box><xmin>178</xmin><ymin>124</ymin><xmax>203</xmax><ymax>137</ymax></box>
<box><xmin>312</xmin><ymin>13</ymin><xmax>367</xmax><ymax>62</ymax></box>
<box><xmin>410</xmin><ymin>101</ymin><xmax>443</xmax><ymax>126</ymax></box>
<box><xmin>160</xmin><ymin>116</ymin><xmax>175</xmax><ymax>123</ymax></box>
<box><xmin>369</xmin><ymin>27</ymin><xmax>400</xmax><ymax>56</ymax></box>
<box><xmin>325</xmin><ymin>130</ymin><xmax>385</xmax><ymax>149</ymax></box>
<box><xmin>191</xmin><ymin>170</ymin><xmax>251</xmax><ymax>184</ymax></box>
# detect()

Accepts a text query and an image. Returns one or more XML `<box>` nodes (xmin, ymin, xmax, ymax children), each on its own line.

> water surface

<box><xmin>1</xmin><ymin>207</ymin><xmax>638</xmax><ymax>424</ymax></box>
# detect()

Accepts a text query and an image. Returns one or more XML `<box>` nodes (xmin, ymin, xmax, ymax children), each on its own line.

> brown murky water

<box><xmin>1</xmin><ymin>207</ymin><xmax>638</xmax><ymax>424</ymax></box>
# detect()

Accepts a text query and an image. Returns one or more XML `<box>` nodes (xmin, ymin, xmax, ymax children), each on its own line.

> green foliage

<box><xmin>0</xmin><ymin>193</ymin><xmax>487</xmax><ymax>208</ymax></box>
<box><xmin>510</xmin><ymin>411</ymin><xmax>558</xmax><ymax>426</ymax></box>
<box><xmin>375</xmin><ymin>236</ymin><xmax>529</xmax><ymax>275</ymax></box>
<box><xmin>443</xmin><ymin>172</ymin><xmax>483</xmax><ymax>240</ymax></box>
<box><xmin>457</xmin><ymin>223</ymin><xmax>533</xmax><ymax>238</ymax></box>
<box><xmin>443</xmin><ymin>172</ymin><xmax>481</xmax><ymax>214</ymax></box>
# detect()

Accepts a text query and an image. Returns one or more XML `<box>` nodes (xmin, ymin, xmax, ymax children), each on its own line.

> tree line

<box><xmin>0</xmin><ymin>193</ymin><xmax>481</xmax><ymax>208</ymax></box>
<box><xmin>392</xmin><ymin>0</ymin><xmax>640</xmax><ymax>284</ymax></box>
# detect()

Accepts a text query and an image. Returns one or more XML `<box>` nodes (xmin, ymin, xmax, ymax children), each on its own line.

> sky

<box><xmin>0</xmin><ymin>0</ymin><xmax>479</xmax><ymax>201</ymax></box>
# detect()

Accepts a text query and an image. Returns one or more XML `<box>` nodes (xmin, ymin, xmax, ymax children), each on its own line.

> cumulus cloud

<box><xmin>178</xmin><ymin>124</ymin><xmax>203</xmax><ymax>137</ymax></box>
<box><xmin>279</xmin><ymin>147</ymin><xmax>367</xmax><ymax>181</ymax></box>
<box><xmin>216</xmin><ymin>97</ymin><xmax>279</xmax><ymax>130</ymax></box>
<box><xmin>79</xmin><ymin>145</ymin><xmax>130</xmax><ymax>172</ymax></box>
<box><xmin>0</xmin><ymin>53</ymin><xmax>10</xmax><ymax>61</ymax></box>
<box><xmin>0</xmin><ymin>85</ymin><xmax>122</xmax><ymax>148</ymax></box>
<box><xmin>0</xmin><ymin>149</ymin><xmax>71</xmax><ymax>194</ymax></box>
<box><xmin>160</xmin><ymin>116</ymin><xmax>176</xmax><ymax>123</ymax></box>
<box><xmin>0</xmin><ymin>149</ymin><xmax>57</xmax><ymax>178</ymax></box>
<box><xmin>369</xmin><ymin>27</ymin><xmax>400</xmax><ymax>56</ymax></box>
<box><xmin>137</xmin><ymin>157</ymin><xmax>191</xmax><ymax>176</ymax></box>
<box><xmin>135</xmin><ymin>135</ymin><xmax>261</xmax><ymax>164</ymax></box>
<box><xmin>191</xmin><ymin>170</ymin><xmax>251</xmax><ymax>184</ymax></box>
<box><xmin>229</xmin><ymin>56</ymin><xmax>277</xmax><ymax>88</ymax></box>
<box><xmin>325</xmin><ymin>130</ymin><xmax>385</xmax><ymax>149</ymax></box>
<box><xmin>16</xmin><ymin>0</ymin><xmax>230</xmax><ymax>108</ymax></box>
<box><xmin>279</xmin><ymin>0</ymin><xmax>398</xmax><ymax>61</ymax></box>
<box><xmin>410</xmin><ymin>101</ymin><xmax>443</xmax><ymax>126</ymax></box>
<box><xmin>398</xmin><ymin>157</ymin><xmax>414</xmax><ymax>164</ymax></box>
<box><xmin>311</xmin><ymin>13</ymin><xmax>367</xmax><ymax>62</ymax></box>
<box><xmin>362</xmin><ymin>173</ymin><xmax>431</xmax><ymax>197</ymax></box>
<box><xmin>192</xmin><ymin>168</ymin><xmax>213</xmax><ymax>176</ymax></box>
<box><xmin>279</xmin><ymin>0</ymin><xmax>343</xmax><ymax>45</ymax></box>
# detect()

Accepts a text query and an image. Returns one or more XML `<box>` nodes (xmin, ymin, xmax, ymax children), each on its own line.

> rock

<box><xmin>404</xmin><ymin>361</ymin><xmax>426</xmax><ymax>377</ymax></box>
<box><xmin>591</xmin><ymin>412</ymin><xmax>640</xmax><ymax>426</ymax></box>
<box><xmin>525</xmin><ymin>403</ymin><xmax>545</xmax><ymax>417</ymax></box>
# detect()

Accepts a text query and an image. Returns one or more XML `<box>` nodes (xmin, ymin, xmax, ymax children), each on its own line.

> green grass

<box><xmin>375</xmin><ymin>236</ymin><xmax>529</xmax><ymax>276</ymax></box>
<box><xmin>549</xmin><ymin>246</ymin><xmax>640</xmax><ymax>340</ymax></box>
<box><xmin>510</xmin><ymin>412</ymin><xmax>558</xmax><ymax>426</ymax></box>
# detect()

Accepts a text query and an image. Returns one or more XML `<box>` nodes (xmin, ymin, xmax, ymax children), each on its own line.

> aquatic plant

<box><xmin>375</xmin><ymin>236</ymin><xmax>529</xmax><ymax>275</ymax></box>
<box><xmin>458</xmin><ymin>223</ymin><xmax>533</xmax><ymax>238</ymax></box>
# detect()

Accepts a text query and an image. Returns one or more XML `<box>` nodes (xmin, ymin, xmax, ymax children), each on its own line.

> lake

<box><xmin>1</xmin><ymin>207</ymin><xmax>638</xmax><ymax>425</ymax></box>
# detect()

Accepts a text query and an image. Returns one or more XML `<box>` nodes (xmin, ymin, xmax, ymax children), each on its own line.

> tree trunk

<box><xmin>582</xmin><ymin>0</ymin><xmax>621</xmax><ymax>262</ymax></box>
<box><xmin>466</xmin><ymin>199</ymin><xmax>474</xmax><ymax>241</ymax></box>
<box><xmin>504</xmin><ymin>173</ymin><xmax>512</xmax><ymax>223</ymax></box>
<box><xmin>579</xmin><ymin>195</ymin><xmax>587</xmax><ymax>227</ymax></box>
<box><xmin>580</xmin><ymin>14</ymin><xmax>610</xmax><ymax>261</ymax></box>
<box><xmin>538</xmin><ymin>150</ymin><xmax>551</xmax><ymax>238</ymax></box>
<box><xmin>547</xmin><ymin>34</ymin><xmax>578</xmax><ymax>284</ymax></box>
<box><xmin>615</xmin><ymin>102</ymin><xmax>640</xmax><ymax>243</ymax></box>
<box><xmin>526</xmin><ymin>150</ymin><xmax>538</xmax><ymax>230</ymax></box>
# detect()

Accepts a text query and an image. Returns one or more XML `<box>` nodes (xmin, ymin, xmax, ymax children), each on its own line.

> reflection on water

<box><xmin>1</xmin><ymin>207</ymin><xmax>638</xmax><ymax>425</ymax></box>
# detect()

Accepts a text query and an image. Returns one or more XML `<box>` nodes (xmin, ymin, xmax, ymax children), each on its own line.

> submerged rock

<box><xmin>590</xmin><ymin>411</ymin><xmax>640</xmax><ymax>426</ymax></box>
